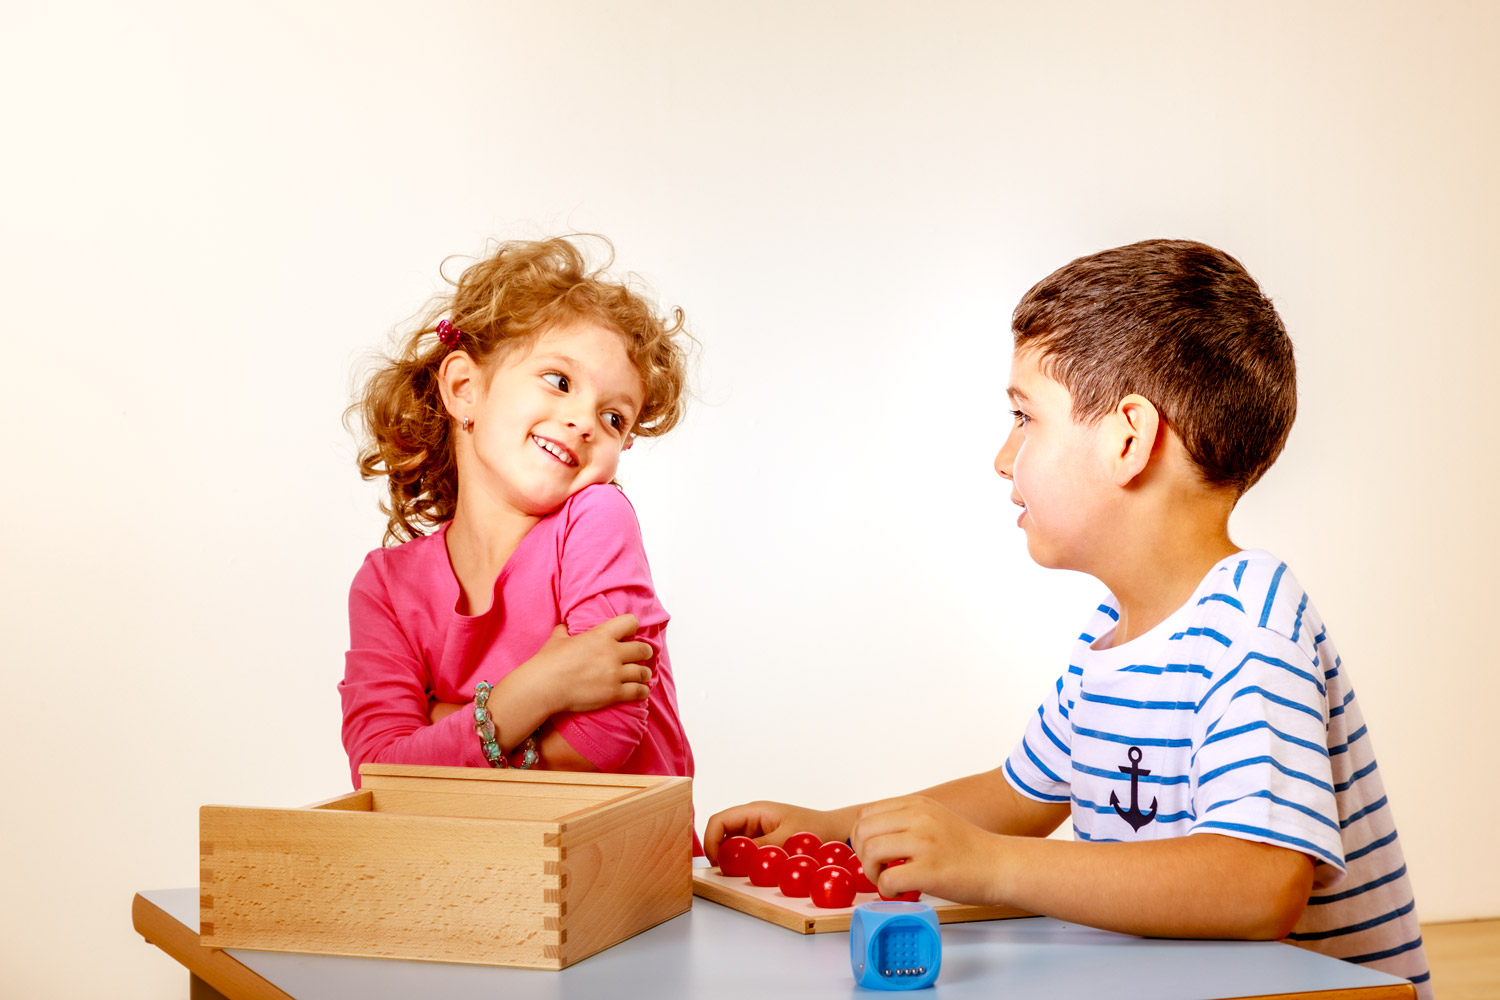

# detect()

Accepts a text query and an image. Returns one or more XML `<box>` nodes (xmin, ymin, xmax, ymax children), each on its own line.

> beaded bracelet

<box><xmin>473</xmin><ymin>681</ymin><xmax>540</xmax><ymax>770</ymax></box>
<box><xmin>473</xmin><ymin>681</ymin><xmax>506</xmax><ymax>767</ymax></box>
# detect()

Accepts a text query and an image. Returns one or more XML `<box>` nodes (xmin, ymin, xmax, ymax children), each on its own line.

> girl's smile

<box><xmin>532</xmin><ymin>434</ymin><xmax>579</xmax><ymax>467</ymax></box>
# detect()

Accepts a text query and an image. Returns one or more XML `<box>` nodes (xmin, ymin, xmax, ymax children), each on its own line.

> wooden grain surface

<box><xmin>305</xmin><ymin>790</ymin><xmax>371</xmax><ymax>811</ymax></box>
<box><xmin>1230</xmin><ymin>988</ymin><xmax>1415</xmax><ymax>1000</ymax></box>
<box><xmin>201</xmin><ymin>804</ymin><xmax>562</xmax><ymax>966</ymax></box>
<box><xmin>134</xmin><ymin>893</ymin><xmax>291</xmax><ymax>1000</ymax></box>
<box><xmin>553</xmin><ymin>778</ymin><xmax>694</xmax><ymax>965</ymax></box>
<box><xmin>1421</xmin><ymin>918</ymin><xmax>1500</xmax><ymax>1000</ymax></box>
<box><xmin>358</xmin><ymin>767</ymin><xmax>640</xmax><ymax>823</ymax></box>
<box><xmin>199</xmin><ymin>765</ymin><xmax>694</xmax><ymax>969</ymax></box>
<box><xmin>691</xmin><ymin>867</ymin><xmax>1030</xmax><ymax>934</ymax></box>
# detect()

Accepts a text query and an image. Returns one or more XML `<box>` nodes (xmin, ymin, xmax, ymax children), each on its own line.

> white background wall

<box><xmin>3</xmin><ymin>2</ymin><xmax>1496</xmax><ymax>997</ymax></box>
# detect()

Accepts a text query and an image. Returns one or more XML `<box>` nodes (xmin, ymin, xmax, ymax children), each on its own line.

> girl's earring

<box><xmin>461</xmin><ymin>416</ymin><xmax>474</xmax><ymax>433</ymax></box>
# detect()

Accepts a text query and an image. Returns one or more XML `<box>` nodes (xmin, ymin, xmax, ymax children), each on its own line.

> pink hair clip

<box><xmin>436</xmin><ymin>318</ymin><xmax>463</xmax><ymax>346</ymax></box>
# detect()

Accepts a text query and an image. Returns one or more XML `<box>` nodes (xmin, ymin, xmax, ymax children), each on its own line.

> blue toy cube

<box><xmin>849</xmin><ymin>901</ymin><xmax>942</xmax><ymax>990</ymax></box>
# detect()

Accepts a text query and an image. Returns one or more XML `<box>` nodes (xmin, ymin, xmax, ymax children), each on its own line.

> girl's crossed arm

<box><xmin>533</xmin><ymin>485</ymin><xmax>681</xmax><ymax>774</ymax></box>
<box><xmin>344</xmin><ymin>487</ymin><xmax>677</xmax><ymax>779</ymax></box>
<box><xmin>342</xmin><ymin>563</ymin><xmax>653</xmax><ymax>780</ymax></box>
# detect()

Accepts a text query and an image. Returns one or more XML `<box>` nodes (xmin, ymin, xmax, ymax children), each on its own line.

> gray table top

<box><xmin>144</xmin><ymin>886</ymin><xmax>1408</xmax><ymax>1000</ymax></box>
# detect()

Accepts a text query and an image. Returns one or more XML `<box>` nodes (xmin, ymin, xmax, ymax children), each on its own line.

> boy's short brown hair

<box><xmin>1012</xmin><ymin>239</ymin><xmax>1296</xmax><ymax>495</ymax></box>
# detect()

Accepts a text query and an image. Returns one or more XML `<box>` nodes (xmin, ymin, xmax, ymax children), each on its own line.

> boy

<box><xmin>704</xmin><ymin>240</ymin><xmax>1430</xmax><ymax>996</ymax></box>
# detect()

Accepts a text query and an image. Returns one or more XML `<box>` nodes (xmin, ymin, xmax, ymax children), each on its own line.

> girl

<box><xmin>341</xmin><ymin>236</ymin><xmax>695</xmax><ymax>808</ymax></box>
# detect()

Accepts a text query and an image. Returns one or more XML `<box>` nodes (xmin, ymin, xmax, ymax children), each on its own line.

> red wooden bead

<box><xmin>847</xmin><ymin>856</ymin><xmax>878</xmax><ymax>894</ymax></box>
<box><xmin>778</xmin><ymin>854</ymin><xmax>821</xmax><ymax>897</ymax></box>
<box><xmin>814</xmin><ymin>841</ymin><xmax>855</xmax><ymax>871</ymax></box>
<box><xmin>783</xmin><ymin>831</ymin><xmax>822</xmax><ymax>857</ymax></box>
<box><xmin>749</xmin><ymin>844</ymin><xmax>790</xmax><ymax>887</ymax></box>
<box><xmin>718</xmin><ymin>836</ymin><xmax>759</xmax><ymax>878</ymax></box>
<box><xmin>810</xmin><ymin>865</ymin><xmax>856</xmax><ymax>908</ymax></box>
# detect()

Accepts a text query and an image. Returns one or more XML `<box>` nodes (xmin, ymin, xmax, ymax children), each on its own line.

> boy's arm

<box><xmin>701</xmin><ymin>766</ymin><xmax>1068</xmax><ymax>864</ymax></box>
<box><xmin>705</xmin><ymin>777</ymin><xmax>1311</xmax><ymax>939</ymax></box>
<box><xmin>913</xmin><ymin>765</ymin><xmax>1071</xmax><ymax>837</ymax></box>
<box><xmin>852</xmin><ymin>793</ymin><xmax>1314</xmax><ymax>940</ymax></box>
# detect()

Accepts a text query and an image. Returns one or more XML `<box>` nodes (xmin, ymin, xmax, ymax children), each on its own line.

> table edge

<box><xmin>134</xmin><ymin>889</ymin><xmax>1419</xmax><ymax>1000</ymax></box>
<box><xmin>133</xmin><ymin>892</ymin><xmax>294</xmax><ymax>1000</ymax></box>
<box><xmin>1231</xmin><ymin>986</ymin><xmax>1417</xmax><ymax>1000</ymax></box>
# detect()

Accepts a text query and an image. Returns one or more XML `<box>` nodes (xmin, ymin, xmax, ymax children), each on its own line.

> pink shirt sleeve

<box><xmin>340</xmin><ymin>552</ymin><xmax>488</xmax><ymax>787</ymax></box>
<box><xmin>549</xmin><ymin>486</ymin><xmax>670</xmax><ymax>772</ymax></box>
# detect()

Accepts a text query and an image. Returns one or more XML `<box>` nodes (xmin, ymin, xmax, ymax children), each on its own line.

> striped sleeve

<box><xmin>1005</xmin><ymin>671</ymin><xmax>1074</xmax><ymax>804</ymax></box>
<box><xmin>1189</xmin><ymin>628</ymin><xmax>1347</xmax><ymax>882</ymax></box>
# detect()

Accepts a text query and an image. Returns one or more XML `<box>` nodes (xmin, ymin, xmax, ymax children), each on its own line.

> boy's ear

<box><xmin>1110</xmin><ymin>393</ymin><xmax>1162</xmax><ymax>486</ymax></box>
<box><xmin>438</xmin><ymin>351</ymin><xmax>481</xmax><ymax>421</ymax></box>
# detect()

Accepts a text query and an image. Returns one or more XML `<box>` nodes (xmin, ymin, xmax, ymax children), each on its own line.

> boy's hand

<box><xmin>702</xmin><ymin>801</ymin><xmax>853</xmax><ymax>866</ymax></box>
<box><xmin>850</xmin><ymin>795</ymin><xmax>1007</xmax><ymax>906</ymax></box>
<box><xmin>526</xmin><ymin>615</ymin><xmax>654</xmax><ymax>714</ymax></box>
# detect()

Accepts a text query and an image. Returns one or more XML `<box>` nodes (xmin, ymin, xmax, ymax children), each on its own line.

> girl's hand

<box><xmin>527</xmin><ymin>615</ymin><xmax>655</xmax><ymax>714</ymax></box>
<box><xmin>702</xmin><ymin>801</ymin><xmax>855</xmax><ymax>865</ymax></box>
<box><xmin>425</xmin><ymin>615</ymin><xmax>649</xmax><ymax>725</ymax></box>
<box><xmin>849</xmin><ymin>795</ymin><xmax>1007</xmax><ymax>906</ymax></box>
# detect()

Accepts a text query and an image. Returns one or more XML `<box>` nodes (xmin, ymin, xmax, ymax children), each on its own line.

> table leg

<box><xmin>191</xmin><ymin>974</ymin><xmax>230</xmax><ymax>1000</ymax></box>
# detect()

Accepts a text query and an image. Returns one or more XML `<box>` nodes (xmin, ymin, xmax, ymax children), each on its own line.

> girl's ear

<box><xmin>1110</xmin><ymin>393</ymin><xmax>1162</xmax><ymax>487</ymax></box>
<box><xmin>438</xmin><ymin>351</ymin><xmax>481</xmax><ymax>421</ymax></box>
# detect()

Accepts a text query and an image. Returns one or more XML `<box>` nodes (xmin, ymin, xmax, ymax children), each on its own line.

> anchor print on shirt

<box><xmin>1110</xmin><ymin>746</ymin><xmax>1159</xmax><ymax>832</ymax></box>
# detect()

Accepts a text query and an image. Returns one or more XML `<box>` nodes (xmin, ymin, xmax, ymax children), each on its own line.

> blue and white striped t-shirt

<box><xmin>1004</xmin><ymin>550</ymin><xmax>1430</xmax><ymax>997</ymax></box>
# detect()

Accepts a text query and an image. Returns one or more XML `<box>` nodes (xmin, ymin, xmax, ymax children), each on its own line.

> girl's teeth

<box><xmin>534</xmin><ymin>436</ymin><xmax>574</xmax><ymax>465</ymax></box>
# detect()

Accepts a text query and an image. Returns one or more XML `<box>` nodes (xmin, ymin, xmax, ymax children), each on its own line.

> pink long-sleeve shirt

<box><xmin>340</xmin><ymin>483</ymin><xmax>695</xmax><ymax>801</ymax></box>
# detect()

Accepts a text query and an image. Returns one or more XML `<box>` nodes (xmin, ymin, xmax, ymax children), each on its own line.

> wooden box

<box><xmin>199</xmin><ymin>763</ymin><xmax>693</xmax><ymax>969</ymax></box>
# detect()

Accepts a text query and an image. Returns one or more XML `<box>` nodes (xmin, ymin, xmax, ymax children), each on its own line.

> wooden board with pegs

<box><xmin>692</xmin><ymin>866</ymin><xmax>1030</xmax><ymax>934</ymax></box>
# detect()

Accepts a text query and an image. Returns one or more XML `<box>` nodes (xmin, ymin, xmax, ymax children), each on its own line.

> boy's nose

<box><xmin>994</xmin><ymin>428</ymin><xmax>1019</xmax><ymax>479</ymax></box>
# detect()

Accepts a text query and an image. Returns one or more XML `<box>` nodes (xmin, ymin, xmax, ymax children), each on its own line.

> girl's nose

<box><xmin>564</xmin><ymin>398</ymin><xmax>596</xmax><ymax>439</ymax></box>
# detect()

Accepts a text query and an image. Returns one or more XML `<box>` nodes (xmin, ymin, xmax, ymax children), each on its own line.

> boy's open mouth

<box><xmin>532</xmin><ymin>434</ymin><xmax>579</xmax><ymax>467</ymax></box>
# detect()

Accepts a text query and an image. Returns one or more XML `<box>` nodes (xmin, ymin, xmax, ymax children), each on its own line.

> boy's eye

<box><xmin>543</xmin><ymin>372</ymin><xmax>570</xmax><ymax>392</ymax></box>
<box><xmin>1010</xmin><ymin>408</ymin><xmax>1030</xmax><ymax>425</ymax></box>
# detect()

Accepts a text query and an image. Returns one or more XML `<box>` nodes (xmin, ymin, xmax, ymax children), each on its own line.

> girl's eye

<box><xmin>543</xmin><ymin>372</ymin><xmax>570</xmax><ymax>392</ymax></box>
<box><xmin>604</xmin><ymin>412</ymin><xmax>625</xmax><ymax>432</ymax></box>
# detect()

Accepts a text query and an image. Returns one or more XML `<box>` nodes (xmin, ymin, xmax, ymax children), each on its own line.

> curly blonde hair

<box><xmin>352</xmin><ymin>236</ymin><xmax>690</xmax><ymax>545</ymax></box>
